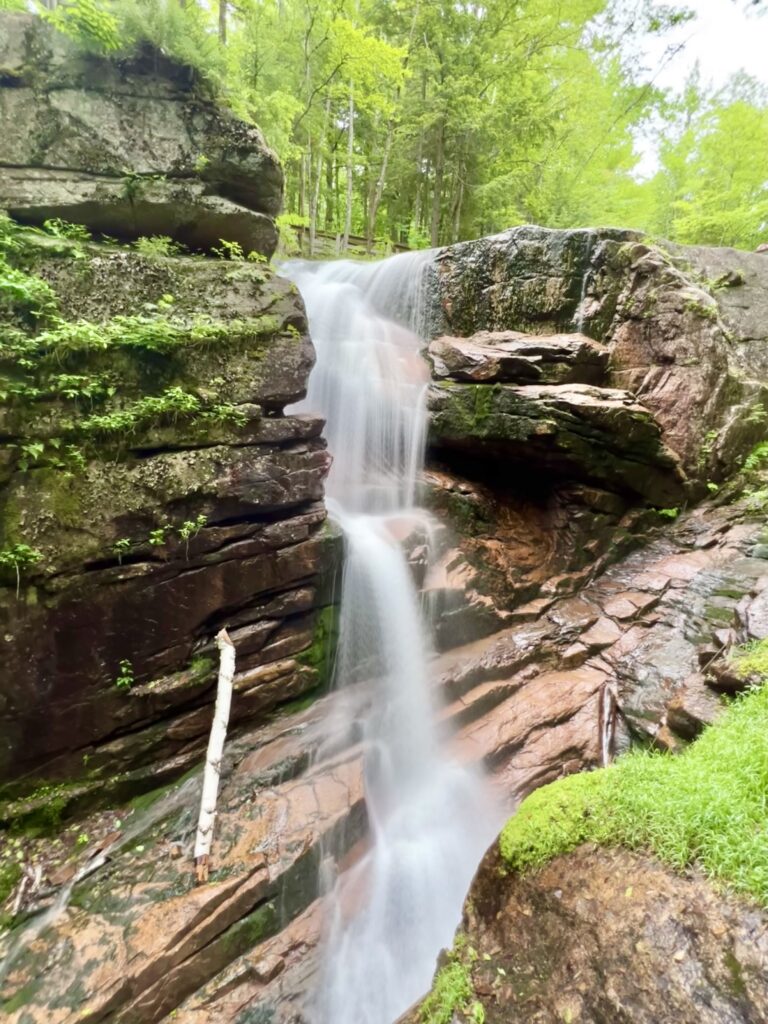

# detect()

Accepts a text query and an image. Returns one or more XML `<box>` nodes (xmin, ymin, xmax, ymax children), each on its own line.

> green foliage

<box><xmin>500</xmin><ymin>683</ymin><xmax>768</xmax><ymax>904</ymax></box>
<box><xmin>656</xmin><ymin>507</ymin><xmax>679</xmax><ymax>519</ymax></box>
<box><xmin>0</xmin><ymin>256</ymin><xmax>58</xmax><ymax>324</ymax></box>
<box><xmin>420</xmin><ymin>960</ymin><xmax>474</xmax><ymax>1024</ymax></box>
<box><xmin>728</xmin><ymin>637</ymin><xmax>768</xmax><ymax>682</ymax></box>
<box><xmin>11</xmin><ymin>2</ymin><xmax>767</xmax><ymax>251</ymax></box>
<box><xmin>743</xmin><ymin>442</ymin><xmax>768</xmax><ymax>475</ymax></box>
<box><xmin>41</xmin><ymin>0</ymin><xmax>122</xmax><ymax>53</ymax></box>
<box><xmin>178</xmin><ymin>514</ymin><xmax>207</xmax><ymax>557</ymax></box>
<box><xmin>43</xmin><ymin>218</ymin><xmax>91</xmax><ymax>244</ymax></box>
<box><xmin>0</xmin><ymin>544</ymin><xmax>43</xmax><ymax>596</ymax></box>
<box><xmin>135</xmin><ymin>235</ymin><xmax>184</xmax><ymax>259</ymax></box>
<box><xmin>112</xmin><ymin>537</ymin><xmax>132</xmax><ymax>564</ymax></box>
<box><xmin>114</xmin><ymin>659</ymin><xmax>135</xmax><ymax>691</ymax></box>
<box><xmin>148</xmin><ymin>526</ymin><xmax>169</xmax><ymax>547</ymax></box>
<box><xmin>212</xmin><ymin>238</ymin><xmax>245</xmax><ymax>261</ymax></box>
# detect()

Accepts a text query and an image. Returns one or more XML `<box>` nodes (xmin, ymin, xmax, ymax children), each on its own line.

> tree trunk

<box><xmin>450</xmin><ymin>151</ymin><xmax>465</xmax><ymax>243</ymax></box>
<box><xmin>310</xmin><ymin>92</ymin><xmax>331</xmax><ymax>256</ymax></box>
<box><xmin>325</xmin><ymin>154</ymin><xmax>334</xmax><ymax>231</ymax></box>
<box><xmin>367</xmin><ymin>121</ymin><xmax>394</xmax><ymax>253</ymax></box>
<box><xmin>298</xmin><ymin>151</ymin><xmax>307</xmax><ymax>219</ymax></box>
<box><xmin>194</xmin><ymin>629</ymin><xmax>236</xmax><ymax>883</ymax></box>
<box><xmin>430</xmin><ymin>121</ymin><xmax>445</xmax><ymax>248</ymax></box>
<box><xmin>342</xmin><ymin>86</ymin><xmax>355</xmax><ymax>252</ymax></box>
<box><xmin>218</xmin><ymin>0</ymin><xmax>227</xmax><ymax>45</ymax></box>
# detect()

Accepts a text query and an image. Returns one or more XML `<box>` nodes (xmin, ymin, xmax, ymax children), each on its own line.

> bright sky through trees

<box><xmin>14</xmin><ymin>0</ymin><xmax>768</xmax><ymax>252</ymax></box>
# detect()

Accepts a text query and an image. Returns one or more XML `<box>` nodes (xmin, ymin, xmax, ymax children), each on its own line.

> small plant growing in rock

<box><xmin>657</xmin><ymin>507</ymin><xmax>679</xmax><ymax>519</ymax></box>
<box><xmin>135</xmin><ymin>236</ymin><xmax>183</xmax><ymax>259</ymax></box>
<box><xmin>114</xmin><ymin>660</ymin><xmax>134</xmax><ymax>692</ymax></box>
<box><xmin>212</xmin><ymin>238</ymin><xmax>244</xmax><ymax>260</ymax></box>
<box><xmin>43</xmin><ymin>218</ymin><xmax>91</xmax><ymax>245</ymax></box>
<box><xmin>148</xmin><ymin>526</ymin><xmax>170</xmax><ymax>547</ymax></box>
<box><xmin>178</xmin><ymin>514</ymin><xmax>208</xmax><ymax>559</ymax></box>
<box><xmin>112</xmin><ymin>538</ymin><xmax>132</xmax><ymax>564</ymax></box>
<box><xmin>194</xmin><ymin>154</ymin><xmax>210</xmax><ymax>173</ymax></box>
<box><xmin>0</xmin><ymin>544</ymin><xmax>42</xmax><ymax>598</ymax></box>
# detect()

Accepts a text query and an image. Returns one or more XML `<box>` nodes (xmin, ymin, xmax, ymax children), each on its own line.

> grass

<box><xmin>420</xmin><ymin>960</ymin><xmax>476</xmax><ymax>1024</ymax></box>
<box><xmin>728</xmin><ymin>637</ymin><xmax>768</xmax><ymax>680</ymax></box>
<box><xmin>500</xmin><ymin>682</ymin><xmax>768</xmax><ymax>905</ymax></box>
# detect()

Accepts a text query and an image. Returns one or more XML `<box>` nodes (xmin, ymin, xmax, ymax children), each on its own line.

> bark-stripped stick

<box><xmin>194</xmin><ymin>628</ymin><xmax>236</xmax><ymax>883</ymax></box>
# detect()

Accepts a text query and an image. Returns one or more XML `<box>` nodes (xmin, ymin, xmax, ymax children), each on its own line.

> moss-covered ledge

<box><xmin>500</xmin><ymin>676</ymin><xmax>768</xmax><ymax>905</ymax></box>
<box><xmin>0</xmin><ymin>213</ymin><xmax>339</xmax><ymax>801</ymax></box>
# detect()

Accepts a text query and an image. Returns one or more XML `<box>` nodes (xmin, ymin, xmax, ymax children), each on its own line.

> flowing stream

<box><xmin>284</xmin><ymin>254</ymin><xmax>497</xmax><ymax>1024</ymax></box>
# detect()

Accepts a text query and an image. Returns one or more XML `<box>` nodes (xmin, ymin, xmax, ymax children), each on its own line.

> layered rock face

<box><xmin>429</xmin><ymin>226</ymin><xmax>768</xmax><ymax>484</ymax></box>
<box><xmin>0</xmin><ymin>10</ymin><xmax>341</xmax><ymax>816</ymax></box>
<box><xmin>0</xmin><ymin>232</ymin><xmax>340</xmax><ymax>817</ymax></box>
<box><xmin>0</xmin><ymin>13</ymin><xmax>281</xmax><ymax>256</ymax></box>
<box><xmin>422</xmin><ymin>227</ymin><xmax>768</xmax><ymax>648</ymax></box>
<box><xmin>402</xmin><ymin>845</ymin><xmax>768</xmax><ymax>1024</ymax></box>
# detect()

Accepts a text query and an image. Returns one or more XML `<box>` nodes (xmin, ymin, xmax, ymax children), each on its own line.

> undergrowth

<box><xmin>420</xmin><ymin>938</ymin><xmax>485</xmax><ymax>1024</ymax></box>
<box><xmin>500</xmin><ymin>682</ymin><xmax>768</xmax><ymax>905</ymax></box>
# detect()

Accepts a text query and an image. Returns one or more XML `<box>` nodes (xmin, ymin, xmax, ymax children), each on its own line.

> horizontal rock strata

<box><xmin>428</xmin><ymin>380</ymin><xmax>686</xmax><ymax>506</ymax></box>
<box><xmin>402</xmin><ymin>845</ymin><xmax>768</xmax><ymax>1024</ymax></box>
<box><xmin>0</xmin><ymin>235</ymin><xmax>338</xmax><ymax>806</ymax></box>
<box><xmin>0</xmin><ymin>13</ymin><xmax>282</xmax><ymax>255</ymax></box>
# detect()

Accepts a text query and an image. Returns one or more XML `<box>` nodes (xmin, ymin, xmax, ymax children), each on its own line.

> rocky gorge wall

<box><xmin>2</xmin><ymin>12</ymin><xmax>768</xmax><ymax>1022</ymax></box>
<box><xmin>0</xmin><ymin>14</ymin><xmax>339</xmax><ymax>825</ymax></box>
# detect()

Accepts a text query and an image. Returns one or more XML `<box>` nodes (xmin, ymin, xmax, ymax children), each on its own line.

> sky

<box><xmin>642</xmin><ymin>0</ymin><xmax>767</xmax><ymax>92</ymax></box>
<box><xmin>633</xmin><ymin>0</ymin><xmax>767</xmax><ymax>174</ymax></box>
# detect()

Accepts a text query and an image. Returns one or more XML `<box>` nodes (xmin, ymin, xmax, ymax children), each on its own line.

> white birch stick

<box><xmin>194</xmin><ymin>628</ymin><xmax>236</xmax><ymax>883</ymax></box>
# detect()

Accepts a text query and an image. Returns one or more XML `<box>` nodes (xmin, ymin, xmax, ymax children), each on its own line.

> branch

<box><xmin>194</xmin><ymin>628</ymin><xmax>236</xmax><ymax>884</ymax></box>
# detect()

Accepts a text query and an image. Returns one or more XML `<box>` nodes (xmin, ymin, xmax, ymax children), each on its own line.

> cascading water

<box><xmin>283</xmin><ymin>253</ymin><xmax>497</xmax><ymax>1024</ymax></box>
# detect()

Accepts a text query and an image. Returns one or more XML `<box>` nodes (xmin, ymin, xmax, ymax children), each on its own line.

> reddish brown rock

<box><xmin>404</xmin><ymin>845</ymin><xmax>768</xmax><ymax>1024</ymax></box>
<box><xmin>427</xmin><ymin>331</ymin><xmax>607</xmax><ymax>385</ymax></box>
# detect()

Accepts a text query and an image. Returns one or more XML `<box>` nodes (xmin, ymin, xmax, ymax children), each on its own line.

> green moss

<box><xmin>296</xmin><ymin>604</ymin><xmax>339</xmax><ymax>689</ymax></box>
<box><xmin>1</xmin><ymin>979</ymin><xmax>38</xmax><ymax>1014</ymax></box>
<box><xmin>419</xmin><ymin>950</ymin><xmax>485</xmax><ymax>1024</ymax></box>
<box><xmin>220</xmin><ymin>901</ymin><xmax>278</xmax><ymax>956</ymax></box>
<box><xmin>500</xmin><ymin>684</ymin><xmax>768</xmax><ymax>904</ymax></box>
<box><xmin>0</xmin><ymin>859</ymin><xmax>22</xmax><ymax>903</ymax></box>
<box><xmin>728</xmin><ymin>637</ymin><xmax>768</xmax><ymax>681</ymax></box>
<box><xmin>683</xmin><ymin>298</ymin><xmax>718</xmax><ymax>322</ymax></box>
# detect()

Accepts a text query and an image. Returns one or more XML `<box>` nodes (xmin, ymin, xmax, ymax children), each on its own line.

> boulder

<box><xmin>402</xmin><ymin>845</ymin><xmax>768</xmax><ymax>1024</ymax></box>
<box><xmin>0</xmin><ymin>12</ymin><xmax>282</xmax><ymax>255</ymax></box>
<box><xmin>428</xmin><ymin>380</ymin><xmax>687</xmax><ymax>506</ymax></box>
<box><xmin>666</xmin><ymin>672</ymin><xmax>723</xmax><ymax>739</ymax></box>
<box><xmin>427</xmin><ymin>330</ymin><xmax>608</xmax><ymax>385</ymax></box>
<box><xmin>432</xmin><ymin>226</ymin><xmax>768</xmax><ymax>483</ymax></box>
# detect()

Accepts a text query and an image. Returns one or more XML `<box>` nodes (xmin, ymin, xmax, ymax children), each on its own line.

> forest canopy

<box><xmin>6</xmin><ymin>0</ymin><xmax>768</xmax><ymax>252</ymax></box>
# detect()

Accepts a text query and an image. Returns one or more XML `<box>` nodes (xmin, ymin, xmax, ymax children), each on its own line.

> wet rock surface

<box><xmin>431</xmin><ymin>226</ymin><xmax>768</xmax><ymax>483</ymax></box>
<box><xmin>4</xmin><ymin>496</ymin><xmax>767</xmax><ymax>1021</ymax></box>
<box><xmin>427</xmin><ymin>331</ymin><xmax>608</xmax><ymax>385</ymax></box>
<box><xmin>428</xmin><ymin>380</ymin><xmax>686</xmax><ymax>505</ymax></box>
<box><xmin>402</xmin><ymin>845</ymin><xmax>768</xmax><ymax>1024</ymax></box>
<box><xmin>0</xmin><ymin>13</ymin><xmax>282</xmax><ymax>255</ymax></box>
<box><xmin>3</xmin><ymin>201</ymin><xmax>768</xmax><ymax>1021</ymax></box>
<box><xmin>0</xmin><ymin>236</ymin><xmax>339</xmax><ymax>804</ymax></box>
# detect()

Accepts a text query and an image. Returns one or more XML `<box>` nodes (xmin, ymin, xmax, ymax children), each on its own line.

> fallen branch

<box><xmin>194</xmin><ymin>628</ymin><xmax>236</xmax><ymax>884</ymax></box>
<box><xmin>599</xmin><ymin>681</ymin><xmax>619</xmax><ymax>767</ymax></box>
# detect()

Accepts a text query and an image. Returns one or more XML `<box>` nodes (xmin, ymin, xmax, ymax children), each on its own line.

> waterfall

<box><xmin>283</xmin><ymin>253</ymin><xmax>497</xmax><ymax>1024</ymax></box>
<box><xmin>572</xmin><ymin>230</ymin><xmax>595</xmax><ymax>334</ymax></box>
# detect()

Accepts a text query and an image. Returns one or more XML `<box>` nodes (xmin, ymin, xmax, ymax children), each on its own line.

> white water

<box><xmin>284</xmin><ymin>253</ymin><xmax>497</xmax><ymax>1024</ymax></box>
